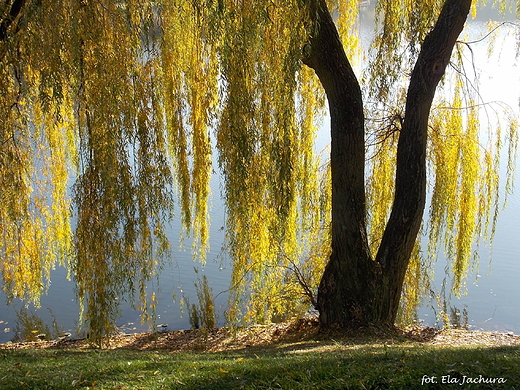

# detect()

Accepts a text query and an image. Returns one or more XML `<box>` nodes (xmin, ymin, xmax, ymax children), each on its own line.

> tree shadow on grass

<box><xmin>156</xmin><ymin>344</ymin><xmax>520</xmax><ymax>389</ymax></box>
<box><xmin>1</xmin><ymin>342</ymin><xmax>519</xmax><ymax>389</ymax></box>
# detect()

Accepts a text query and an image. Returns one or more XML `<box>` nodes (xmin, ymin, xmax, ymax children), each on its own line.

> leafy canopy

<box><xmin>0</xmin><ymin>0</ymin><xmax>518</xmax><ymax>342</ymax></box>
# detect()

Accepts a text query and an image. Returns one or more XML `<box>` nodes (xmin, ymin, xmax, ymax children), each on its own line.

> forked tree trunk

<box><xmin>303</xmin><ymin>0</ymin><xmax>472</xmax><ymax>328</ymax></box>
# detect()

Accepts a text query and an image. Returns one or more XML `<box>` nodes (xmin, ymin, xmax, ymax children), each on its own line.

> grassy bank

<box><xmin>1</xmin><ymin>322</ymin><xmax>520</xmax><ymax>389</ymax></box>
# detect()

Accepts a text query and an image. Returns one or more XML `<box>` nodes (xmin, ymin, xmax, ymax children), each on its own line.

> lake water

<box><xmin>416</xmin><ymin>18</ymin><xmax>520</xmax><ymax>333</ymax></box>
<box><xmin>1</xmin><ymin>16</ymin><xmax>519</xmax><ymax>344</ymax></box>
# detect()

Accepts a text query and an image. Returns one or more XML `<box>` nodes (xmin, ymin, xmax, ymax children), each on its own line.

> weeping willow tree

<box><xmin>0</xmin><ymin>0</ymin><xmax>518</xmax><ymax>342</ymax></box>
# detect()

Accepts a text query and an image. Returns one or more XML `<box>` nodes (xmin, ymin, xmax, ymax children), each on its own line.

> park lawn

<box><xmin>1</xmin><ymin>321</ymin><xmax>520</xmax><ymax>389</ymax></box>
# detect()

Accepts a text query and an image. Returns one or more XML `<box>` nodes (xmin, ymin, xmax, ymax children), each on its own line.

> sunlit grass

<box><xmin>1</xmin><ymin>339</ymin><xmax>519</xmax><ymax>389</ymax></box>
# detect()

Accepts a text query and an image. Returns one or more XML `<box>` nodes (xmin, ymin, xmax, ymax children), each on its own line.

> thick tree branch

<box><xmin>302</xmin><ymin>0</ymin><xmax>370</xmax><ymax>263</ymax></box>
<box><xmin>375</xmin><ymin>0</ymin><xmax>473</xmax><ymax>322</ymax></box>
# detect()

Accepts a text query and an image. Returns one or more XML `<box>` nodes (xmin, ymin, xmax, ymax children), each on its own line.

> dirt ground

<box><xmin>2</xmin><ymin>317</ymin><xmax>520</xmax><ymax>351</ymax></box>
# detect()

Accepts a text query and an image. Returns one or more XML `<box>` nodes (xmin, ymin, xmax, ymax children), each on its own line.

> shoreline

<box><xmin>2</xmin><ymin>318</ymin><xmax>520</xmax><ymax>351</ymax></box>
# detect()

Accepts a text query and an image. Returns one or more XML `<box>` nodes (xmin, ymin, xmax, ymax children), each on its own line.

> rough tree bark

<box><xmin>303</xmin><ymin>0</ymin><xmax>473</xmax><ymax>328</ymax></box>
<box><xmin>303</xmin><ymin>0</ymin><xmax>377</xmax><ymax>327</ymax></box>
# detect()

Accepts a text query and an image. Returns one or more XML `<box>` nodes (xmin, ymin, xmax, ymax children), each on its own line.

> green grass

<box><xmin>1</xmin><ymin>340</ymin><xmax>519</xmax><ymax>389</ymax></box>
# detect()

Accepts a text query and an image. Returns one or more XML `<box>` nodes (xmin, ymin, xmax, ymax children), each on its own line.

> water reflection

<box><xmin>449</xmin><ymin>305</ymin><xmax>470</xmax><ymax>330</ymax></box>
<box><xmin>10</xmin><ymin>308</ymin><xmax>70</xmax><ymax>343</ymax></box>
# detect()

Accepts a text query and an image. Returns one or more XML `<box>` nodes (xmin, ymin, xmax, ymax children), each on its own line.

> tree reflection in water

<box><xmin>11</xmin><ymin>308</ymin><xmax>69</xmax><ymax>343</ymax></box>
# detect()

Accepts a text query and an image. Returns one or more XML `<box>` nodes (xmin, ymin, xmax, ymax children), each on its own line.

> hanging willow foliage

<box><xmin>0</xmin><ymin>0</ymin><xmax>518</xmax><ymax>342</ymax></box>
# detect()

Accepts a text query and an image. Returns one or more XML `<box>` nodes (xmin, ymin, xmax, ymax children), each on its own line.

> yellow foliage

<box><xmin>0</xmin><ymin>0</ymin><xmax>517</xmax><ymax>339</ymax></box>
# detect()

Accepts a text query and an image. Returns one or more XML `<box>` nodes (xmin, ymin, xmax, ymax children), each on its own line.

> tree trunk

<box><xmin>373</xmin><ymin>0</ymin><xmax>473</xmax><ymax>325</ymax></box>
<box><xmin>303</xmin><ymin>0</ymin><xmax>377</xmax><ymax>327</ymax></box>
<box><xmin>303</xmin><ymin>0</ymin><xmax>472</xmax><ymax>328</ymax></box>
